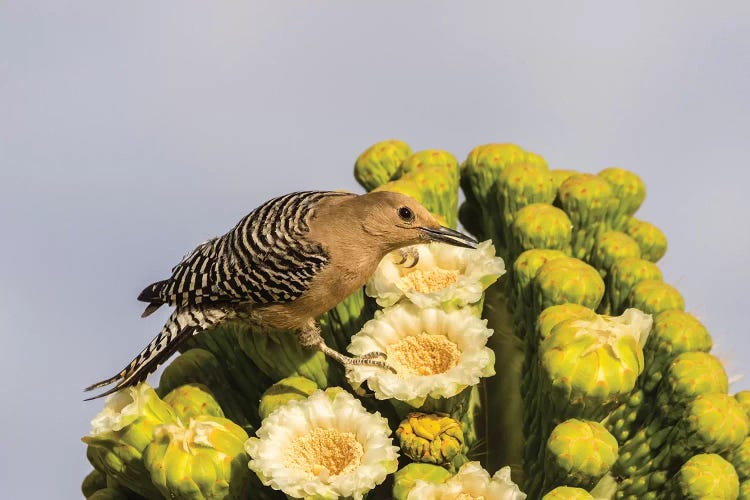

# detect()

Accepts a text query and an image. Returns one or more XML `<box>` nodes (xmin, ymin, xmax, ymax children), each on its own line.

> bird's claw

<box><xmin>348</xmin><ymin>354</ymin><xmax>397</xmax><ymax>374</ymax></box>
<box><xmin>360</xmin><ymin>351</ymin><xmax>387</xmax><ymax>360</ymax></box>
<box><xmin>394</xmin><ymin>247</ymin><xmax>420</xmax><ymax>268</ymax></box>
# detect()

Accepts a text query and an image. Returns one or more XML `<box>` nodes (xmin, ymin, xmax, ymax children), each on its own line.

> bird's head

<box><xmin>358</xmin><ymin>191</ymin><xmax>477</xmax><ymax>251</ymax></box>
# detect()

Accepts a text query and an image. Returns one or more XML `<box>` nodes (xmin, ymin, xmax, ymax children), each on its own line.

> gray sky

<box><xmin>1</xmin><ymin>2</ymin><xmax>748</xmax><ymax>498</ymax></box>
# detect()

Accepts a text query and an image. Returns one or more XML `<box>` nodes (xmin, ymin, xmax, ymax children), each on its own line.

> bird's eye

<box><xmin>398</xmin><ymin>206</ymin><xmax>415</xmax><ymax>222</ymax></box>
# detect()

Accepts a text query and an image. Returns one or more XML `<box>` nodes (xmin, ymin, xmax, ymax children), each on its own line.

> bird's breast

<box><xmin>253</xmin><ymin>253</ymin><xmax>380</xmax><ymax>330</ymax></box>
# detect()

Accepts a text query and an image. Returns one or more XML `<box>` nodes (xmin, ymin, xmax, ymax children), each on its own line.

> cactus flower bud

<box><xmin>510</xmin><ymin>203</ymin><xmax>573</xmax><ymax>259</ymax></box>
<box><xmin>536</xmin><ymin>303</ymin><xmax>599</xmax><ymax>345</ymax></box>
<box><xmin>545</xmin><ymin>419</ymin><xmax>618</xmax><ymax>490</ymax></box>
<box><xmin>354</xmin><ymin>139</ymin><xmax>412</xmax><ymax>191</ymax></box>
<box><xmin>655</xmin><ymin>351</ymin><xmax>728</xmax><ymax>415</ymax></box>
<box><xmin>396</xmin><ymin>412</ymin><xmax>465</xmax><ymax>464</ymax></box>
<box><xmin>533</xmin><ymin>257</ymin><xmax>605</xmax><ymax>313</ymax></box>
<box><xmin>498</xmin><ymin>162</ymin><xmax>556</xmax><ymax>229</ymax></box>
<box><xmin>377</xmin><ymin>149</ymin><xmax>461</xmax><ymax>228</ymax></box>
<box><xmin>86</xmin><ymin>488</ymin><xmax>130</xmax><ymax>500</ymax></box>
<box><xmin>542</xmin><ymin>486</ymin><xmax>594</xmax><ymax>499</ymax></box>
<box><xmin>558</xmin><ymin>174</ymin><xmax>616</xmax><ymax>260</ymax></box>
<box><xmin>624</xmin><ymin>217</ymin><xmax>668</xmax><ymax>263</ymax></box>
<box><xmin>597</xmin><ymin>168</ymin><xmax>646</xmax><ymax>231</ymax></box>
<box><xmin>608</xmin><ymin>257</ymin><xmax>663</xmax><ymax>314</ymax></box>
<box><xmin>736</xmin><ymin>391</ymin><xmax>750</xmax><ymax>419</ymax></box>
<box><xmin>144</xmin><ymin>415</ymin><xmax>250</xmax><ymax>499</ymax></box>
<box><xmin>627</xmin><ymin>279</ymin><xmax>685</xmax><ymax>316</ymax></box>
<box><xmin>392</xmin><ymin>463</ymin><xmax>452</xmax><ymax>500</ymax></box>
<box><xmin>730</xmin><ymin>437</ymin><xmax>750</xmax><ymax>481</ymax></box>
<box><xmin>82</xmin><ymin>383</ymin><xmax>179</xmax><ymax>499</ymax></box>
<box><xmin>540</xmin><ymin>308</ymin><xmax>652</xmax><ymax>421</ymax></box>
<box><xmin>642</xmin><ymin>310</ymin><xmax>712</xmax><ymax>393</ymax></box>
<box><xmin>666</xmin><ymin>453</ymin><xmax>739</xmax><ymax>500</ymax></box>
<box><xmin>162</xmin><ymin>383</ymin><xmax>224</xmax><ymax>423</ymax></box>
<box><xmin>81</xmin><ymin>469</ymin><xmax>107</xmax><ymax>498</ymax></box>
<box><xmin>590</xmin><ymin>231</ymin><xmax>641</xmax><ymax>281</ymax></box>
<box><xmin>258</xmin><ymin>376</ymin><xmax>318</xmax><ymax>420</ymax></box>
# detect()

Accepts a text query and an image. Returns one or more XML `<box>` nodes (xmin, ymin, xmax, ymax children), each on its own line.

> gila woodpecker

<box><xmin>84</xmin><ymin>190</ymin><xmax>476</xmax><ymax>400</ymax></box>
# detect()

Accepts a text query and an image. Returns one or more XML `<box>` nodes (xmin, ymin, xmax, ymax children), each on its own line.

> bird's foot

<box><xmin>360</xmin><ymin>351</ymin><xmax>387</xmax><ymax>360</ymax></box>
<box><xmin>346</xmin><ymin>354</ymin><xmax>397</xmax><ymax>373</ymax></box>
<box><xmin>297</xmin><ymin>323</ymin><xmax>396</xmax><ymax>373</ymax></box>
<box><xmin>393</xmin><ymin>246</ymin><xmax>420</xmax><ymax>268</ymax></box>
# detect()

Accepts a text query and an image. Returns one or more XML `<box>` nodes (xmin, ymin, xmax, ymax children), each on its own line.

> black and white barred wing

<box><xmin>84</xmin><ymin>191</ymin><xmax>348</xmax><ymax>400</ymax></box>
<box><xmin>138</xmin><ymin>191</ymin><xmax>348</xmax><ymax>313</ymax></box>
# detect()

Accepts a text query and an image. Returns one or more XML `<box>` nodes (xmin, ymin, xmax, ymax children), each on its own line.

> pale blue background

<box><xmin>1</xmin><ymin>2</ymin><xmax>748</xmax><ymax>498</ymax></box>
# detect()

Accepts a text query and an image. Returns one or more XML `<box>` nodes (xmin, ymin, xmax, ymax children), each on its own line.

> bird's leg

<box><xmin>393</xmin><ymin>246</ymin><xmax>420</xmax><ymax>268</ymax></box>
<box><xmin>297</xmin><ymin>320</ymin><xmax>395</xmax><ymax>373</ymax></box>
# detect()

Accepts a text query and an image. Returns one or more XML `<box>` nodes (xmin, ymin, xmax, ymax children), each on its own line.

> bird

<box><xmin>84</xmin><ymin>190</ymin><xmax>477</xmax><ymax>400</ymax></box>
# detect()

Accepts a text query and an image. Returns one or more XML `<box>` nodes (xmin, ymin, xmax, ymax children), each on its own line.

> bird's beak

<box><xmin>418</xmin><ymin>226</ymin><xmax>478</xmax><ymax>249</ymax></box>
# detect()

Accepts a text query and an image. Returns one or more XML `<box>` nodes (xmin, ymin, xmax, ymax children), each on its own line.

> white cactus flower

<box><xmin>245</xmin><ymin>390</ymin><xmax>399</xmax><ymax>499</ymax></box>
<box><xmin>365</xmin><ymin>240</ymin><xmax>505</xmax><ymax>308</ymax></box>
<box><xmin>346</xmin><ymin>303</ymin><xmax>495</xmax><ymax>408</ymax></box>
<box><xmin>407</xmin><ymin>461</ymin><xmax>526</xmax><ymax>500</ymax></box>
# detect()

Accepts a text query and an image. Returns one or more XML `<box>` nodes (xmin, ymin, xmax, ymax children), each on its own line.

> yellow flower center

<box><xmin>387</xmin><ymin>333</ymin><xmax>460</xmax><ymax>376</ymax></box>
<box><xmin>283</xmin><ymin>428</ymin><xmax>364</xmax><ymax>479</ymax></box>
<box><xmin>399</xmin><ymin>268</ymin><xmax>460</xmax><ymax>293</ymax></box>
<box><xmin>456</xmin><ymin>494</ymin><xmax>485</xmax><ymax>500</ymax></box>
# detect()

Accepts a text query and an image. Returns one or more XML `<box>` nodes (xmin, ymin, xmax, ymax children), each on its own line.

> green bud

<box><xmin>597</xmin><ymin>168</ymin><xmax>646</xmax><ymax>231</ymax></box>
<box><xmin>163</xmin><ymin>384</ymin><xmax>224</xmax><ymax>423</ymax></box>
<box><xmin>628</xmin><ymin>279</ymin><xmax>685</xmax><ymax>316</ymax></box>
<box><xmin>86</xmin><ymin>488</ymin><xmax>129</xmax><ymax>500</ymax></box>
<box><xmin>392</xmin><ymin>463</ymin><xmax>452</xmax><ymax>500</ymax></box>
<box><xmin>642</xmin><ymin>310</ymin><xmax>712</xmax><ymax>393</ymax></box>
<box><xmin>396</xmin><ymin>412</ymin><xmax>465</xmax><ymax>465</ymax></box>
<box><xmin>590</xmin><ymin>231</ymin><xmax>641</xmax><ymax>280</ymax></box>
<box><xmin>542</xmin><ymin>486</ymin><xmax>594</xmax><ymax>499</ymax></box>
<box><xmin>558</xmin><ymin>174</ymin><xmax>616</xmax><ymax>260</ymax></box>
<box><xmin>510</xmin><ymin>203</ymin><xmax>573</xmax><ymax>259</ymax></box>
<box><xmin>533</xmin><ymin>257</ymin><xmax>605</xmax><ymax>313</ymax></box>
<box><xmin>354</xmin><ymin>139</ymin><xmax>412</xmax><ymax>191</ymax></box>
<box><xmin>669</xmin><ymin>394</ymin><xmax>749</xmax><ymax>464</ymax></box>
<box><xmin>536</xmin><ymin>304</ymin><xmax>598</xmax><ymax>344</ymax></box>
<box><xmin>730</xmin><ymin>437</ymin><xmax>750</xmax><ymax>481</ymax></box>
<box><xmin>144</xmin><ymin>415</ymin><xmax>251</xmax><ymax>499</ymax></box>
<box><xmin>541</xmin><ymin>308</ymin><xmax>651</xmax><ymax>421</ymax></box>
<box><xmin>624</xmin><ymin>218</ymin><xmax>668</xmax><ymax>263</ymax></box>
<box><xmin>736</xmin><ymin>391</ymin><xmax>750</xmax><ymax>419</ymax></box>
<box><xmin>742</xmin><ymin>479</ymin><xmax>750</xmax><ymax>500</ymax></box>
<box><xmin>550</xmin><ymin>169</ymin><xmax>582</xmax><ymax>192</ymax></box>
<box><xmin>666</xmin><ymin>453</ymin><xmax>739</xmax><ymax>500</ymax></box>
<box><xmin>461</xmin><ymin>143</ymin><xmax>543</xmax><ymax>250</ymax></box>
<box><xmin>656</xmin><ymin>352</ymin><xmax>728</xmax><ymax>415</ymax></box>
<box><xmin>545</xmin><ymin>419</ymin><xmax>618</xmax><ymax>490</ymax></box>
<box><xmin>512</xmin><ymin>249</ymin><xmax>568</xmax><ymax>337</ymax></box>
<box><xmin>461</xmin><ymin>144</ymin><xmax>527</xmax><ymax>210</ymax></box>
<box><xmin>82</xmin><ymin>469</ymin><xmax>107</xmax><ymax>498</ymax></box>
<box><xmin>608</xmin><ymin>257</ymin><xmax>663</xmax><ymax>315</ymax></box>
<box><xmin>498</xmin><ymin>162</ymin><xmax>556</xmax><ymax>228</ymax></box>
<box><xmin>83</xmin><ymin>384</ymin><xmax>179</xmax><ymax>499</ymax></box>
<box><xmin>383</xmin><ymin>149</ymin><xmax>460</xmax><ymax>227</ymax></box>
<box><xmin>258</xmin><ymin>376</ymin><xmax>318</xmax><ymax>421</ymax></box>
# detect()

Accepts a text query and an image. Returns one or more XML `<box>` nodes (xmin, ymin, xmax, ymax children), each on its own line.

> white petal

<box><xmin>366</xmin><ymin>240</ymin><xmax>505</xmax><ymax>308</ymax></box>
<box><xmin>246</xmin><ymin>390</ymin><xmax>398</xmax><ymax>499</ymax></box>
<box><xmin>347</xmin><ymin>304</ymin><xmax>495</xmax><ymax>407</ymax></box>
<box><xmin>407</xmin><ymin>462</ymin><xmax>526</xmax><ymax>500</ymax></box>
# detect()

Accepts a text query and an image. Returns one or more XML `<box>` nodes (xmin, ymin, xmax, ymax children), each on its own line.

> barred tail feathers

<box><xmin>83</xmin><ymin>307</ymin><xmax>229</xmax><ymax>400</ymax></box>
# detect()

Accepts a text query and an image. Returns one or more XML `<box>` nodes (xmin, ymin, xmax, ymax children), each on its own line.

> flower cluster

<box><xmin>81</xmin><ymin>140</ymin><xmax>746</xmax><ymax>500</ymax></box>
